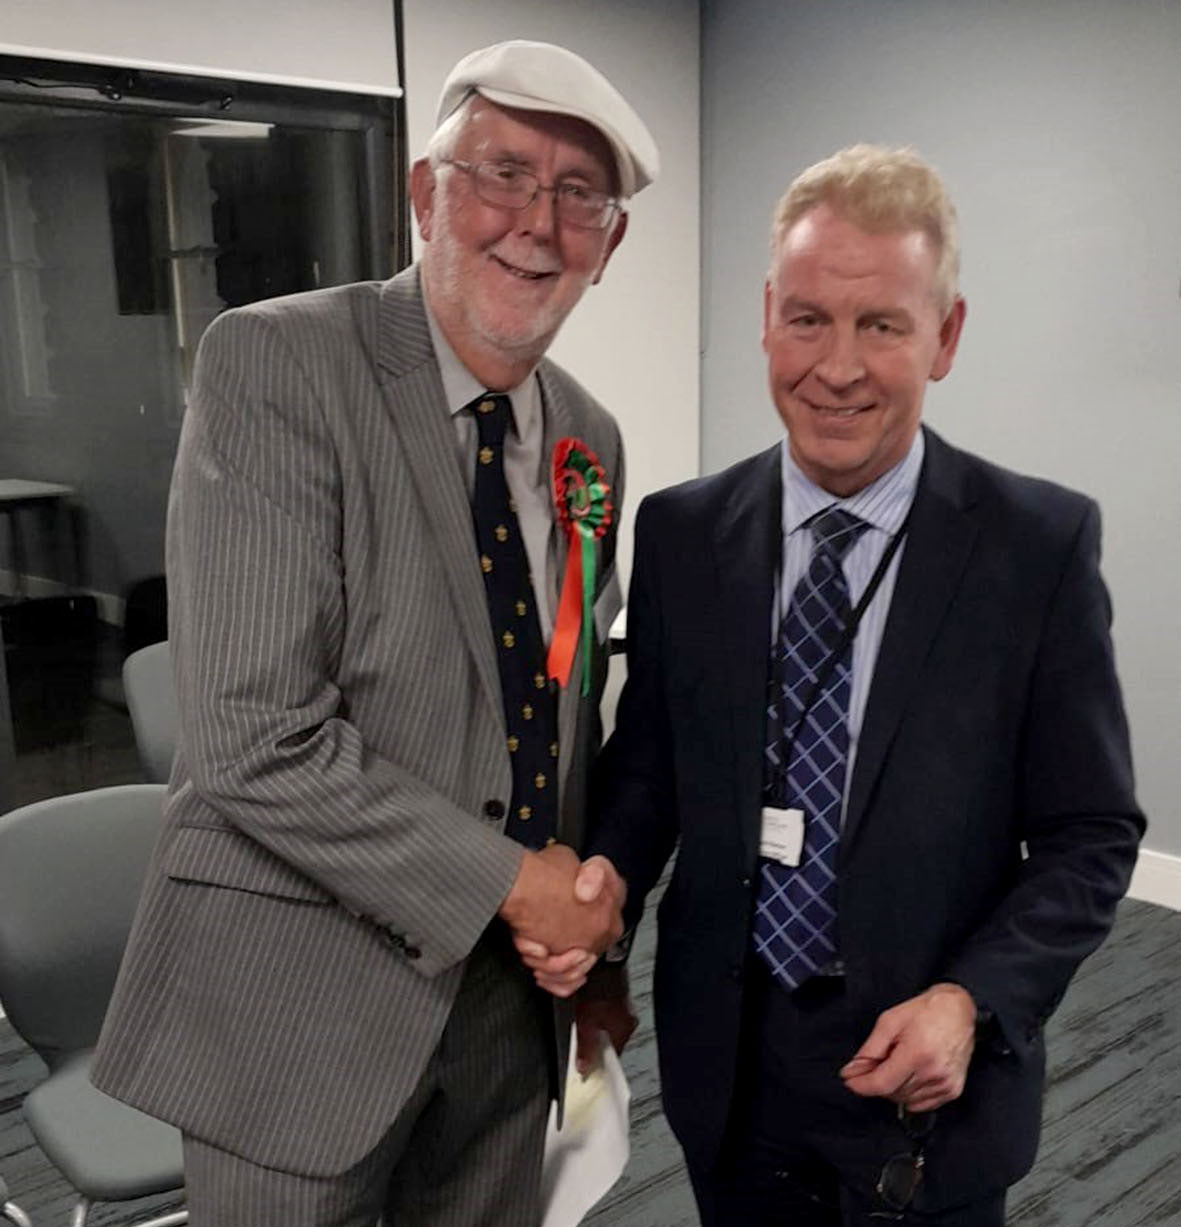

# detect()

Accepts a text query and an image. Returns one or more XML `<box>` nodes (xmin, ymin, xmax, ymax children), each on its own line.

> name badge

<box><xmin>759</xmin><ymin>806</ymin><xmax>805</xmax><ymax>867</ymax></box>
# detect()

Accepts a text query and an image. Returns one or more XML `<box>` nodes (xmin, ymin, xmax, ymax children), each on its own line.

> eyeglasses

<box><xmin>871</xmin><ymin>1106</ymin><xmax>936</xmax><ymax>1219</ymax></box>
<box><xmin>438</xmin><ymin>158</ymin><xmax>620</xmax><ymax>230</ymax></box>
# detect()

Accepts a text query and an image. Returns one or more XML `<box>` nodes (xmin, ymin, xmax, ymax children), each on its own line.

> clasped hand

<box><xmin>498</xmin><ymin>845</ymin><xmax>625</xmax><ymax>997</ymax></box>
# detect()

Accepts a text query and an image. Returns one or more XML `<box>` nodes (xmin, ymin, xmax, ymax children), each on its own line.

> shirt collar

<box><xmin>423</xmin><ymin>295</ymin><xmax>541</xmax><ymax>440</ymax></box>
<box><xmin>780</xmin><ymin>429</ymin><xmax>925</xmax><ymax>539</ymax></box>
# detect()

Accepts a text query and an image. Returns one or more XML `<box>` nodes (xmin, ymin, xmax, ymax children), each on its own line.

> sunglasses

<box><xmin>871</xmin><ymin>1104</ymin><xmax>936</xmax><ymax>1219</ymax></box>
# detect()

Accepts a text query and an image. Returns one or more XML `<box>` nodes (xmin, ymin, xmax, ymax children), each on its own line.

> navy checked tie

<box><xmin>753</xmin><ymin>507</ymin><xmax>869</xmax><ymax>990</ymax></box>
<box><xmin>470</xmin><ymin>393</ymin><xmax>559</xmax><ymax>850</ymax></box>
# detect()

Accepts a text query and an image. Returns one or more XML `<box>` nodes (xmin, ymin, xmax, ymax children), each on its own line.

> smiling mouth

<box><xmin>806</xmin><ymin>401</ymin><xmax>872</xmax><ymax>417</ymax></box>
<box><xmin>492</xmin><ymin>254</ymin><xmax>558</xmax><ymax>281</ymax></box>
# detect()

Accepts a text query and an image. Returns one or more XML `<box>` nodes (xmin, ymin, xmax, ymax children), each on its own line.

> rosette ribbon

<box><xmin>548</xmin><ymin>438</ymin><xmax>613</xmax><ymax>696</ymax></box>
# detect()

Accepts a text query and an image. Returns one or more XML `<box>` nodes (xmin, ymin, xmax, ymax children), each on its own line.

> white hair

<box><xmin>424</xmin><ymin>94</ymin><xmax>477</xmax><ymax>168</ymax></box>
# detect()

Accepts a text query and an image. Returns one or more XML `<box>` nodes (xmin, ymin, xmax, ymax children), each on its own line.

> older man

<box><xmin>92</xmin><ymin>40</ymin><xmax>656</xmax><ymax>1227</ymax></box>
<box><xmin>574</xmin><ymin>146</ymin><xmax>1143</xmax><ymax>1225</ymax></box>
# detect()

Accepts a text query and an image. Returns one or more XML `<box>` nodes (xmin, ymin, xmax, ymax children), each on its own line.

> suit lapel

<box><xmin>843</xmin><ymin>429</ymin><xmax>979</xmax><ymax>849</ymax></box>
<box><xmin>372</xmin><ymin>269</ymin><xmax>502</xmax><ymax>730</ymax></box>
<box><xmin>538</xmin><ymin>363</ymin><xmax>576</xmax><ymax>598</ymax></box>
<box><xmin>538</xmin><ymin>366</ymin><xmax>588</xmax><ymax>1116</ymax></box>
<box><xmin>713</xmin><ymin>445</ymin><xmax>782</xmax><ymax>871</ymax></box>
<box><xmin>537</xmin><ymin>368</ymin><xmax>584</xmax><ymax>806</ymax></box>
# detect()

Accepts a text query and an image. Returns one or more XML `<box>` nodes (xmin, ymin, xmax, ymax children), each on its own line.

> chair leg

<box><xmin>65</xmin><ymin>1200</ymin><xmax>186</xmax><ymax>1227</ymax></box>
<box><xmin>1</xmin><ymin>1202</ymin><xmax>34</xmax><ymax>1227</ymax></box>
<box><xmin>139</xmin><ymin>1212</ymin><xmax>188</xmax><ymax>1227</ymax></box>
<box><xmin>0</xmin><ymin>1175</ymin><xmax>34</xmax><ymax>1227</ymax></box>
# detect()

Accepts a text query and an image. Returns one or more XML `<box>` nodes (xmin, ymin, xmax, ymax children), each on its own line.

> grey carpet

<box><xmin>582</xmin><ymin>895</ymin><xmax>1181</xmax><ymax>1227</ymax></box>
<box><xmin>1</xmin><ymin>898</ymin><xmax>1177</xmax><ymax>1225</ymax></box>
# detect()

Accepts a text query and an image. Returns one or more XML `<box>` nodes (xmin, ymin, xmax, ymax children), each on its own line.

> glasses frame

<box><xmin>870</xmin><ymin>1105</ymin><xmax>936</xmax><ymax>1220</ymax></box>
<box><xmin>437</xmin><ymin>157</ymin><xmax>621</xmax><ymax>231</ymax></box>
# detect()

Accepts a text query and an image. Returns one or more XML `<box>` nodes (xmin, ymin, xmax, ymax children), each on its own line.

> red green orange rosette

<box><xmin>548</xmin><ymin>437</ymin><xmax>613</xmax><ymax>695</ymax></box>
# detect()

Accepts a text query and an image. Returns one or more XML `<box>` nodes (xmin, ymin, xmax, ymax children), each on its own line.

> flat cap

<box><xmin>436</xmin><ymin>40</ymin><xmax>659</xmax><ymax>198</ymax></box>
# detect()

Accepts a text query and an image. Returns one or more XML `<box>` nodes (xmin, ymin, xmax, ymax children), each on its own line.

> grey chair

<box><xmin>122</xmin><ymin>641</ymin><xmax>178</xmax><ymax>784</ymax></box>
<box><xmin>0</xmin><ymin>784</ymin><xmax>186</xmax><ymax>1227</ymax></box>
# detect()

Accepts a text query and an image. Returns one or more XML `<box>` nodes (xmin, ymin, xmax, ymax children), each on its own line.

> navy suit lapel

<box><xmin>373</xmin><ymin>268</ymin><xmax>503</xmax><ymax>733</ymax></box>
<box><xmin>712</xmin><ymin>445</ymin><xmax>782</xmax><ymax>871</ymax></box>
<box><xmin>844</xmin><ymin>429</ymin><xmax>979</xmax><ymax>849</ymax></box>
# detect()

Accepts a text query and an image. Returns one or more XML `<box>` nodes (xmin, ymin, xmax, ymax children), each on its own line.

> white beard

<box><xmin>426</xmin><ymin>205</ymin><xmax>593</xmax><ymax>359</ymax></box>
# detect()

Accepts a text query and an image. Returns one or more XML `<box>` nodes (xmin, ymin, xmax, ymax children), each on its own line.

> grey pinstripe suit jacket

<box><xmin>91</xmin><ymin>265</ymin><xmax>624</xmax><ymax>1177</ymax></box>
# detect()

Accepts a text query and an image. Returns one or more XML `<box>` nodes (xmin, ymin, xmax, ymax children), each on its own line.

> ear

<box><xmin>761</xmin><ymin>277</ymin><xmax>773</xmax><ymax>353</ymax></box>
<box><xmin>409</xmin><ymin>158</ymin><xmax>438</xmax><ymax>241</ymax></box>
<box><xmin>929</xmin><ymin>295</ymin><xmax>966</xmax><ymax>382</ymax></box>
<box><xmin>591</xmin><ymin>209</ymin><xmax>629</xmax><ymax>285</ymax></box>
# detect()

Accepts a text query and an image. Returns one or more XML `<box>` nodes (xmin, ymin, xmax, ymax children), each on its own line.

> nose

<box><xmin>515</xmin><ymin>186</ymin><xmax>557</xmax><ymax>241</ymax></box>
<box><xmin>814</xmin><ymin>325</ymin><xmax>866</xmax><ymax>390</ymax></box>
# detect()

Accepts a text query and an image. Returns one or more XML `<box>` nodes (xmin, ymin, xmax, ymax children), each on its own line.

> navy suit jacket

<box><xmin>590</xmin><ymin>427</ymin><xmax>1143</xmax><ymax>1209</ymax></box>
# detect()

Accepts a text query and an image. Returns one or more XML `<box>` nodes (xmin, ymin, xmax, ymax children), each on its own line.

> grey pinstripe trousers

<box><xmin>182</xmin><ymin>923</ymin><xmax>551</xmax><ymax>1227</ymax></box>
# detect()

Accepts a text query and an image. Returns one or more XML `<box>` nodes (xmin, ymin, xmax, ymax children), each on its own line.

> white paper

<box><xmin>760</xmin><ymin>805</ymin><xmax>805</xmax><ymax>866</ymax></box>
<box><xmin>540</xmin><ymin>1029</ymin><xmax>631</xmax><ymax>1227</ymax></box>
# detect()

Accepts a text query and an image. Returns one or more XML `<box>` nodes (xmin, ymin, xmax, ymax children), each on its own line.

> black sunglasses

<box><xmin>871</xmin><ymin>1105</ymin><xmax>936</xmax><ymax>1219</ymax></box>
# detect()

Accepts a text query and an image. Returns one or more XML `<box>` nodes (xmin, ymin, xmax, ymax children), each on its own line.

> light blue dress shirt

<box><xmin>776</xmin><ymin>430</ymin><xmax>924</xmax><ymax>807</ymax></box>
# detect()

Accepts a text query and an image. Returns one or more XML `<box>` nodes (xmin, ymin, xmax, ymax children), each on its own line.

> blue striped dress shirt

<box><xmin>775</xmin><ymin>430</ymin><xmax>924</xmax><ymax>816</ymax></box>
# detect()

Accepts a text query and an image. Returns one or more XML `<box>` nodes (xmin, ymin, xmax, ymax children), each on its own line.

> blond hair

<box><xmin>771</xmin><ymin>144</ymin><xmax>960</xmax><ymax>312</ymax></box>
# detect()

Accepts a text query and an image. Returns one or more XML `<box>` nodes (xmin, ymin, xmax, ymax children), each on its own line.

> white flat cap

<box><xmin>435</xmin><ymin>40</ymin><xmax>659</xmax><ymax>198</ymax></box>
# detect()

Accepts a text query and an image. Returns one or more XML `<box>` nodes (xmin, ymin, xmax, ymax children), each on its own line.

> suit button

<box><xmin>740</xmin><ymin>876</ymin><xmax>751</xmax><ymax>889</ymax></box>
<box><xmin>729</xmin><ymin>964</ymin><xmax>743</xmax><ymax>982</ymax></box>
<box><xmin>405</xmin><ymin>945</ymin><xmax>422</xmax><ymax>960</ymax></box>
<box><xmin>483</xmin><ymin>799</ymin><xmax>505</xmax><ymax>819</ymax></box>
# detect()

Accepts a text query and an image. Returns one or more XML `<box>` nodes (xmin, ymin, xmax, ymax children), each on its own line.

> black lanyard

<box><xmin>768</xmin><ymin>509</ymin><xmax>912</xmax><ymax>793</ymax></box>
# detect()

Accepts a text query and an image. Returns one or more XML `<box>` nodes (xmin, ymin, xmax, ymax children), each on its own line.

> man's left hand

<box><xmin>574</xmin><ymin>969</ymin><xmax>638</xmax><ymax>1076</ymax></box>
<box><xmin>516</xmin><ymin>944</ymin><xmax>599</xmax><ymax>997</ymax></box>
<box><xmin>839</xmin><ymin>982</ymin><xmax>977</xmax><ymax>1113</ymax></box>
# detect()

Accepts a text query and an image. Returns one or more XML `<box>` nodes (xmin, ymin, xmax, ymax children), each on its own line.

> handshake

<box><xmin>498</xmin><ymin>843</ymin><xmax>626</xmax><ymax>998</ymax></box>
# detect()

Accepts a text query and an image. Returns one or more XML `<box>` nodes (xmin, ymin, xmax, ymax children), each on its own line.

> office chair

<box><xmin>122</xmin><ymin>641</ymin><xmax>178</xmax><ymax>784</ymax></box>
<box><xmin>0</xmin><ymin>784</ymin><xmax>187</xmax><ymax>1227</ymax></box>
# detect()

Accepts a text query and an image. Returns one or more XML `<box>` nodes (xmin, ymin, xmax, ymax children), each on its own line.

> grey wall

<box><xmin>701</xmin><ymin>0</ymin><xmax>1181</xmax><ymax>859</ymax></box>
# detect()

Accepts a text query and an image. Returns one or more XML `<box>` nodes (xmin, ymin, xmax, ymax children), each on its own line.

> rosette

<box><xmin>547</xmin><ymin>437</ymin><xmax>613</xmax><ymax>695</ymax></box>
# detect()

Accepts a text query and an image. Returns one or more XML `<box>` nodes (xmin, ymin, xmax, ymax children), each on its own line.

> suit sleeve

<box><xmin>167</xmin><ymin>308</ymin><xmax>524</xmax><ymax>979</ymax></box>
<box><xmin>942</xmin><ymin>501</ymin><xmax>1145</xmax><ymax>1053</ymax></box>
<box><xmin>589</xmin><ymin>496</ymin><xmax>682</xmax><ymax>930</ymax></box>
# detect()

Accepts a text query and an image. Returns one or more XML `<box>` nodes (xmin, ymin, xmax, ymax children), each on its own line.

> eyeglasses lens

<box><xmin>877</xmin><ymin>1152</ymin><xmax>924</xmax><ymax>1210</ymax></box>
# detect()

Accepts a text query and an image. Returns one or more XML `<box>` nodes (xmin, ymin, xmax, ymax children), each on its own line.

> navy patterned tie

<box><xmin>470</xmin><ymin>393</ymin><xmax>558</xmax><ymax>850</ymax></box>
<box><xmin>753</xmin><ymin>508</ymin><xmax>868</xmax><ymax>990</ymax></box>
